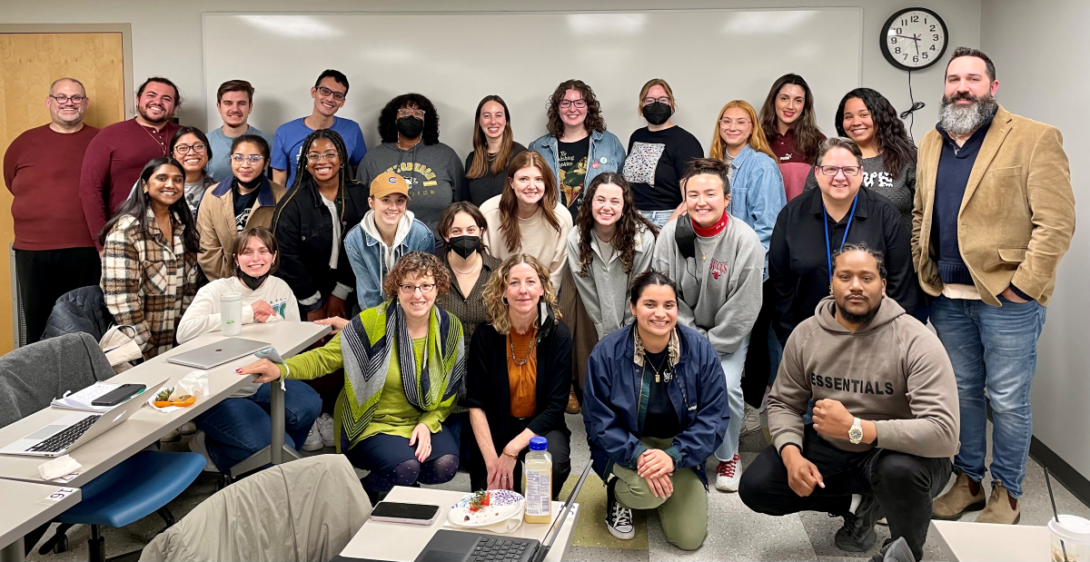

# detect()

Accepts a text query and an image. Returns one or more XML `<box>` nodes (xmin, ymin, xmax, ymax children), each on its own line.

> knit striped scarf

<box><xmin>339</xmin><ymin>300</ymin><xmax>464</xmax><ymax>444</ymax></box>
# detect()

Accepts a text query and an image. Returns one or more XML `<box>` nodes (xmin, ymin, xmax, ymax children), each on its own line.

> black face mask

<box><xmin>238</xmin><ymin>269</ymin><xmax>270</xmax><ymax>291</ymax></box>
<box><xmin>642</xmin><ymin>102</ymin><xmax>673</xmax><ymax>126</ymax></box>
<box><xmin>396</xmin><ymin>116</ymin><xmax>424</xmax><ymax>139</ymax></box>
<box><xmin>448</xmin><ymin>235</ymin><xmax>480</xmax><ymax>260</ymax></box>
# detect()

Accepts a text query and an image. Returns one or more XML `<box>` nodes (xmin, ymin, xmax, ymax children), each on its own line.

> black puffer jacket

<box><xmin>271</xmin><ymin>178</ymin><xmax>368</xmax><ymax>313</ymax></box>
<box><xmin>41</xmin><ymin>285</ymin><xmax>116</xmax><ymax>341</ymax></box>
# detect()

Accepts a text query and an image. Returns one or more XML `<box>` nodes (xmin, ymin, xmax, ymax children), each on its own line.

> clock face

<box><xmin>881</xmin><ymin>8</ymin><xmax>948</xmax><ymax>71</ymax></box>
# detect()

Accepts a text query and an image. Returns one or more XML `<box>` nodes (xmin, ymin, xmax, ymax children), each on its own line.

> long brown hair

<box><xmin>498</xmin><ymin>151</ymin><xmax>561</xmax><ymax>253</ymax></box>
<box><xmin>482</xmin><ymin>254</ymin><xmax>562</xmax><ymax>335</ymax></box>
<box><xmin>545</xmin><ymin>79</ymin><xmax>605</xmax><ymax>137</ymax></box>
<box><xmin>574</xmin><ymin>173</ymin><xmax>657</xmax><ymax>277</ymax></box>
<box><xmin>466</xmin><ymin>95</ymin><xmax>517</xmax><ymax>179</ymax></box>
<box><xmin>710</xmin><ymin>100</ymin><xmax>778</xmax><ymax>162</ymax></box>
<box><xmin>759</xmin><ymin>74</ymin><xmax>823</xmax><ymax>163</ymax></box>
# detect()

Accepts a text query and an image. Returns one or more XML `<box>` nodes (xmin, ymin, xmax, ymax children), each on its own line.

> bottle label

<box><xmin>524</xmin><ymin>468</ymin><xmax>552</xmax><ymax>516</ymax></box>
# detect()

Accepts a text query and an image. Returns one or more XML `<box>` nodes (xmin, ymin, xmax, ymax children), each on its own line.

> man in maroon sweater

<box><xmin>79</xmin><ymin>76</ymin><xmax>181</xmax><ymax>246</ymax></box>
<box><xmin>4</xmin><ymin>78</ymin><xmax>101</xmax><ymax>343</ymax></box>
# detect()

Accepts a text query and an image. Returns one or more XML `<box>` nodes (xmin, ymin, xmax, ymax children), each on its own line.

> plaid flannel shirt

<box><xmin>101</xmin><ymin>208</ymin><xmax>199</xmax><ymax>359</ymax></box>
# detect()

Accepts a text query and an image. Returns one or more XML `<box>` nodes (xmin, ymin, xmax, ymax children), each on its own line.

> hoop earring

<box><xmin>502</xmin><ymin>297</ymin><xmax>509</xmax><ymax>305</ymax></box>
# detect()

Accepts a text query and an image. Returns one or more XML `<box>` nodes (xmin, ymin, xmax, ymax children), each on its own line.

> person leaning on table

<box><xmin>465</xmin><ymin>253</ymin><xmax>573</xmax><ymax>500</ymax></box>
<box><xmin>178</xmin><ymin>226</ymin><xmax>322</xmax><ymax>471</ymax></box>
<box><xmin>582</xmin><ymin>270</ymin><xmax>728</xmax><ymax>551</ymax></box>
<box><xmin>239</xmin><ymin>251</ymin><xmax>464</xmax><ymax>504</ymax></box>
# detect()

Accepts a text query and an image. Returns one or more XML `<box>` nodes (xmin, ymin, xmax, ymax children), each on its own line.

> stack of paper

<box><xmin>51</xmin><ymin>382</ymin><xmax>123</xmax><ymax>413</ymax></box>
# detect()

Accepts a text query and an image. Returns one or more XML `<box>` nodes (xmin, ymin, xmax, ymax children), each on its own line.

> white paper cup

<box><xmin>1049</xmin><ymin>515</ymin><xmax>1090</xmax><ymax>562</ymax></box>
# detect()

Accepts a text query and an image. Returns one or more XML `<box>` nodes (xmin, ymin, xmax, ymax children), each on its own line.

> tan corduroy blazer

<box><xmin>911</xmin><ymin>105</ymin><xmax>1075</xmax><ymax>306</ymax></box>
<box><xmin>196</xmin><ymin>177</ymin><xmax>286</xmax><ymax>281</ymax></box>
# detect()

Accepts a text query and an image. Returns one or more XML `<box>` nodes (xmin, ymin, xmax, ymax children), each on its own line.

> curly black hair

<box><xmin>377</xmin><ymin>93</ymin><xmax>440</xmax><ymax>146</ymax></box>
<box><xmin>834</xmin><ymin>88</ymin><xmax>917</xmax><ymax>180</ymax></box>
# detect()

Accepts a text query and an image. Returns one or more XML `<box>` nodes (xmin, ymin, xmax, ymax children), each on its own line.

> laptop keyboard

<box><xmin>28</xmin><ymin>415</ymin><xmax>100</xmax><ymax>453</ymax></box>
<box><xmin>471</xmin><ymin>537</ymin><xmax>531</xmax><ymax>562</ymax></box>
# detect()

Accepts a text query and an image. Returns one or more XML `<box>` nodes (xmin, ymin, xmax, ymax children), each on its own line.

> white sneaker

<box><xmin>606</xmin><ymin>495</ymin><xmax>635</xmax><ymax>540</ymax></box>
<box><xmin>188</xmin><ymin>432</ymin><xmax>219</xmax><ymax>473</ymax></box>
<box><xmin>715</xmin><ymin>452</ymin><xmax>742</xmax><ymax>492</ymax></box>
<box><xmin>303</xmin><ymin>421</ymin><xmax>324</xmax><ymax>452</ymax></box>
<box><xmin>316</xmin><ymin>413</ymin><xmax>335</xmax><ymax>448</ymax></box>
<box><xmin>741</xmin><ymin>404</ymin><xmax>762</xmax><ymax>437</ymax></box>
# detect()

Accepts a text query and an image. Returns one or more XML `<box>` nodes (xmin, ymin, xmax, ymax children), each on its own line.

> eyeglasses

<box><xmin>174</xmin><ymin>143</ymin><xmax>207</xmax><ymax>155</ymax></box>
<box><xmin>719</xmin><ymin>117</ymin><xmax>751</xmax><ymax>127</ymax></box>
<box><xmin>818</xmin><ymin>165</ymin><xmax>862</xmax><ymax>177</ymax></box>
<box><xmin>399</xmin><ymin>283</ymin><xmax>436</xmax><ymax>295</ymax></box>
<box><xmin>232</xmin><ymin>154</ymin><xmax>265</xmax><ymax>163</ymax></box>
<box><xmin>558</xmin><ymin>99</ymin><xmax>587</xmax><ymax>109</ymax></box>
<box><xmin>642</xmin><ymin>96</ymin><xmax>671</xmax><ymax>105</ymax></box>
<box><xmin>316</xmin><ymin>86</ymin><xmax>346</xmax><ymax>102</ymax></box>
<box><xmin>306</xmin><ymin>152</ymin><xmax>339</xmax><ymax>162</ymax></box>
<box><xmin>397</xmin><ymin>108</ymin><xmax>426</xmax><ymax>119</ymax></box>
<box><xmin>49</xmin><ymin>94</ymin><xmax>86</xmax><ymax>104</ymax></box>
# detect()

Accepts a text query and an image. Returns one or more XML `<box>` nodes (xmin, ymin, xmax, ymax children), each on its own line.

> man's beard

<box><xmin>137</xmin><ymin>105</ymin><xmax>169</xmax><ymax>126</ymax></box>
<box><xmin>835</xmin><ymin>300</ymin><xmax>878</xmax><ymax>325</ymax></box>
<box><xmin>940</xmin><ymin>91</ymin><xmax>998</xmax><ymax>135</ymax></box>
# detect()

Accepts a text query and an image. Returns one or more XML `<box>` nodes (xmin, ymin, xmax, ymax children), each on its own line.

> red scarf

<box><xmin>691</xmin><ymin>211</ymin><xmax>729</xmax><ymax>237</ymax></box>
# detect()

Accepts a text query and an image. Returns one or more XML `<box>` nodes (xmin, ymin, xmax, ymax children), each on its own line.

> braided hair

<box><xmin>272</xmin><ymin>128</ymin><xmax>357</xmax><ymax>232</ymax></box>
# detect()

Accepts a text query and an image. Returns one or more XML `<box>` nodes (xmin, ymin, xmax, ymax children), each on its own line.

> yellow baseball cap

<box><xmin>370</xmin><ymin>172</ymin><xmax>410</xmax><ymax>200</ymax></box>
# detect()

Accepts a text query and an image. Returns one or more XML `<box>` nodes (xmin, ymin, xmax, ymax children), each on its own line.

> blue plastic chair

<box><xmin>42</xmin><ymin>450</ymin><xmax>206</xmax><ymax>562</ymax></box>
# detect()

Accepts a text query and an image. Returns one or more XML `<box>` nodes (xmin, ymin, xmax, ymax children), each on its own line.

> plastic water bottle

<box><xmin>523</xmin><ymin>436</ymin><xmax>552</xmax><ymax>524</ymax></box>
<box><xmin>221</xmin><ymin>292</ymin><xmax>242</xmax><ymax>336</ymax></box>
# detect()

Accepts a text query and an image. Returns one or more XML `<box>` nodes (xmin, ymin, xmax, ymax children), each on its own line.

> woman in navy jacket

<box><xmin>583</xmin><ymin>271</ymin><xmax>728</xmax><ymax>551</ymax></box>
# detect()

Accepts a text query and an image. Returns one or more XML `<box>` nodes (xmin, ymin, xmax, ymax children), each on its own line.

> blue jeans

<box><xmin>930</xmin><ymin>295</ymin><xmax>1046</xmax><ymax>498</ymax></box>
<box><xmin>194</xmin><ymin>380</ymin><xmax>322</xmax><ymax>472</ymax></box>
<box><xmin>715</xmin><ymin>335</ymin><xmax>750</xmax><ymax>461</ymax></box>
<box><xmin>640</xmin><ymin>209</ymin><xmax>674</xmax><ymax>229</ymax></box>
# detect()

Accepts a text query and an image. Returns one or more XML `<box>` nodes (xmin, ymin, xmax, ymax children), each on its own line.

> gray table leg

<box><xmin>0</xmin><ymin>536</ymin><xmax>24</xmax><ymax>562</ymax></box>
<box><xmin>229</xmin><ymin>381</ymin><xmax>300</xmax><ymax>478</ymax></box>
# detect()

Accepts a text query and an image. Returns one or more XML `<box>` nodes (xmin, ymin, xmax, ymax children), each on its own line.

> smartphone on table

<box><xmin>370</xmin><ymin>502</ymin><xmax>441</xmax><ymax>525</ymax></box>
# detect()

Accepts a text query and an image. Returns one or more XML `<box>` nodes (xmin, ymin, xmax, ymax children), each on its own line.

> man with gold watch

<box><xmin>739</xmin><ymin>244</ymin><xmax>960</xmax><ymax>562</ymax></box>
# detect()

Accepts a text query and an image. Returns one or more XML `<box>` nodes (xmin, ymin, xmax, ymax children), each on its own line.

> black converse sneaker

<box><xmin>605</xmin><ymin>477</ymin><xmax>635</xmax><ymax>540</ymax></box>
<box><xmin>834</xmin><ymin>494</ymin><xmax>879</xmax><ymax>552</ymax></box>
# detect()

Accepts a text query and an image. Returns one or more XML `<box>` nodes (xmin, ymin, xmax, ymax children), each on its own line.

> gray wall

<box><xmin>0</xmin><ymin>0</ymin><xmax>981</xmax><ymax>130</ymax></box>
<box><xmin>981</xmin><ymin>0</ymin><xmax>1090</xmax><ymax>480</ymax></box>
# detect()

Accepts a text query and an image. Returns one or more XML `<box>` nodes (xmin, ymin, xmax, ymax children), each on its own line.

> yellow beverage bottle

<box><xmin>523</xmin><ymin>436</ymin><xmax>552</xmax><ymax>524</ymax></box>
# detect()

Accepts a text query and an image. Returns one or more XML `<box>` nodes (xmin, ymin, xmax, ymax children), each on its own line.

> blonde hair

<box><xmin>637</xmin><ymin>78</ymin><xmax>675</xmax><ymax>116</ymax></box>
<box><xmin>710</xmin><ymin>100</ymin><xmax>778</xmax><ymax>162</ymax></box>
<box><xmin>482</xmin><ymin>254</ymin><xmax>562</xmax><ymax>335</ymax></box>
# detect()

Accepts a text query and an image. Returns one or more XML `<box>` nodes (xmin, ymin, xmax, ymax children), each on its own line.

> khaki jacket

<box><xmin>196</xmin><ymin>177</ymin><xmax>286</xmax><ymax>280</ymax></box>
<box><xmin>912</xmin><ymin>105</ymin><xmax>1075</xmax><ymax>306</ymax></box>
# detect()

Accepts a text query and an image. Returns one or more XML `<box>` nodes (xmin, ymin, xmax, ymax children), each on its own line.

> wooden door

<box><xmin>0</xmin><ymin>32</ymin><xmax>126</xmax><ymax>354</ymax></box>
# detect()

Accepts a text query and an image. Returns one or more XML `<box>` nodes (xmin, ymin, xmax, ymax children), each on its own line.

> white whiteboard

<box><xmin>203</xmin><ymin>10</ymin><xmax>862</xmax><ymax>158</ymax></box>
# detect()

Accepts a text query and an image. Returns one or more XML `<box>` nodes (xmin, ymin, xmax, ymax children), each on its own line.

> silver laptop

<box><xmin>166</xmin><ymin>338</ymin><xmax>269</xmax><ymax>369</ymax></box>
<box><xmin>0</xmin><ymin>380</ymin><xmax>167</xmax><ymax>458</ymax></box>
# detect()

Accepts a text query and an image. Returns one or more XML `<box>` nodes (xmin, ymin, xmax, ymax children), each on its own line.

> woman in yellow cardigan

<box><xmin>240</xmin><ymin>251</ymin><xmax>464</xmax><ymax>503</ymax></box>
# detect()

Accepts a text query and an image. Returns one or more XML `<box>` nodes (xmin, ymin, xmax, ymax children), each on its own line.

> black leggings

<box><xmin>739</xmin><ymin>425</ymin><xmax>950</xmax><ymax>561</ymax></box>
<box><xmin>344</xmin><ymin>425</ymin><xmax>460</xmax><ymax>504</ymax></box>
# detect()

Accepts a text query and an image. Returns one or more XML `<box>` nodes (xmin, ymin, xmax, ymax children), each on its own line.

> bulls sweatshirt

<box><xmin>768</xmin><ymin>296</ymin><xmax>960</xmax><ymax>458</ymax></box>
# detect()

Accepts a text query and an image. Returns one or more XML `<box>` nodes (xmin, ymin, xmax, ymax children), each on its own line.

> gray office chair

<box><xmin>139</xmin><ymin>454</ymin><xmax>372</xmax><ymax>562</ymax></box>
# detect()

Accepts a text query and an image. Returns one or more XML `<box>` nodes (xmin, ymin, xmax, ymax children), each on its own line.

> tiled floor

<box><xmin>26</xmin><ymin>415</ymin><xmax>1090</xmax><ymax>561</ymax></box>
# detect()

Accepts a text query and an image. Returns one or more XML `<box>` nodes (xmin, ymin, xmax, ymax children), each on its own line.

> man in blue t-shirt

<box><xmin>271</xmin><ymin>69</ymin><xmax>367</xmax><ymax>189</ymax></box>
<box><xmin>206</xmin><ymin>80</ymin><xmax>274</xmax><ymax>182</ymax></box>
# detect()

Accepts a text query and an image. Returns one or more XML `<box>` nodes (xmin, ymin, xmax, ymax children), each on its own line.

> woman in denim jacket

<box><xmin>528</xmin><ymin>79</ymin><xmax>626</xmax><ymax>217</ymax></box>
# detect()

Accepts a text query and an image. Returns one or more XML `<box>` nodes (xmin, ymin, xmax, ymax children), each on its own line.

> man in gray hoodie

<box><xmin>652</xmin><ymin>158</ymin><xmax>764</xmax><ymax>492</ymax></box>
<box><xmin>738</xmin><ymin>243</ymin><xmax>959</xmax><ymax>562</ymax></box>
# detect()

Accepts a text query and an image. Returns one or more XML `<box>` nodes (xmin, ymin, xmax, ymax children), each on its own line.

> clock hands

<box><xmin>893</xmin><ymin>34</ymin><xmax>921</xmax><ymax>55</ymax></box>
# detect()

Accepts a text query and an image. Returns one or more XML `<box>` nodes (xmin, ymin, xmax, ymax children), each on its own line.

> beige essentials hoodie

<box><xmin>768</xmin><ymin>296</ymin><xmax>960</xmax><ymax>458</ymax></box>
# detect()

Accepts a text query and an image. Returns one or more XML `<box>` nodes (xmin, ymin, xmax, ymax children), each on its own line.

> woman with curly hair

<box><xmin>465</xmin><ymin>254</ymin><xmax>572</xmax><ymax>499</ymax></box>
<box><xmin>356</xmin><ymin>93</ymin><xmax>463</xmax><ymax>235</ymax></box>
<box><xmin>562</xmin><ymin>173</ymin><xmax>656</xmax><ymax>410</ymax></box>
<box><xmin>759</xmin><ymin>74</ymin><xmax>826</xmax><ymax>202</ymax></box>
<box><xmin>239</xmin><ymin>251</ymin><xmax>465</xmax><ymax>503</ymax></box>
<box><xmin>461</xmin><ymin>95</ymin><xmax>527</xmax><ymax>206</ymax></box>
<box><xmin>529</xmin><ymin>79</ymin><xmax>626</xmax><ymax>216</ymax></box>
<box><xmin>806</xmin><ymin>88</ymin><xmax>917</xmax><ymax>233</ymax></box>
<box><xmin>480</xmin><ymin>151</ymin><xmax>573</xmax><ymax>288</ymax></box>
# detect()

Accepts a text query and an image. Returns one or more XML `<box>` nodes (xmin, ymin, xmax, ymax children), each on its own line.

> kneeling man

<box><xmin>739</xmin><ymin>243</ymin><xmax>959</xmax><ymax>562</ymax></box>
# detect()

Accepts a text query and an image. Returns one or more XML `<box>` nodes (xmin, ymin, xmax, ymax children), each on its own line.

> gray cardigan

<box><xmin>566</xmin><ymin>226</ymin><xmax>655</xmax><ymax>339</ymax></box>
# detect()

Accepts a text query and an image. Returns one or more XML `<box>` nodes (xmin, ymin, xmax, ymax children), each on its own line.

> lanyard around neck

<box><xmin>823</xmin><ymin>194</ymin><xmax>859</xmax><ymax>281</ymax></box>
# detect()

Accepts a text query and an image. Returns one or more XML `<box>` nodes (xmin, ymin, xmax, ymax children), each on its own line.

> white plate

<box><xmin>448</xmin><ymin>490</ymin><xmax>525</xmax><ymax>527</ymax></box>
